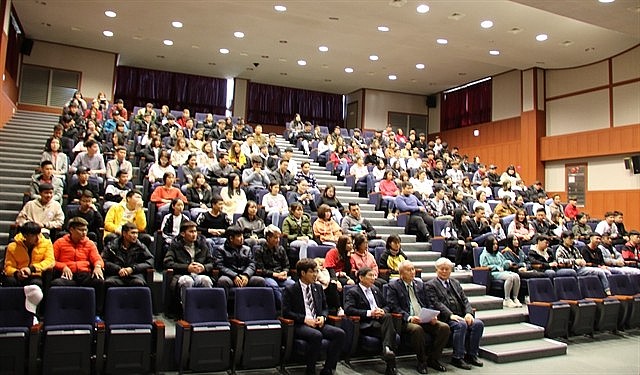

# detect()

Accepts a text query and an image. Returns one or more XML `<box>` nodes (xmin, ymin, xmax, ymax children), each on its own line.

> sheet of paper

<box><xmin>419</xmin><ymin>308</ymin><xmax>440</xmax><ymax>322</ymax></box>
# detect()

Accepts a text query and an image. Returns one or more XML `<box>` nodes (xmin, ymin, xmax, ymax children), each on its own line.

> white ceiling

<box><xmin>12</xmin><ymin>0</ymin><xmax>640</xmax><ymax>95</ymax></box>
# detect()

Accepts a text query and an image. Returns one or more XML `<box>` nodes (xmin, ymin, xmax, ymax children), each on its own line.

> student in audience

<box><xmin>350</xmin><ymin>233</ymin><xmax>387</xmax><ymax>288</ymax></box>
<box><xmin>499</xmin><ymin>165</ymin><xmax>520</xmax><ymax>186</ymax></box>
<box><xmin>228</xmin><ymin>141</ymin><xmax>247</xmax><ymax>171</ymax></box>
<box><xmin>340</xmin><ymin>202</ymin><xmax>386</xmax><ymax>248</ymax></box>
<box><xmin>180</xmin><ymin>153</ymin><xmax>202</xmax><ymax>188</ymax></box>
<box><xmin>30</xmin><ymin>160</ymin><xmax>64</xmax><ymax>205</ymax></box>
<box><xmin>70</xmin><ymin>139</ymin><xmax>106</xmax><ymax>186</ymax></box>
<box><xmin>295</xmin><ymin>161</ymin><xmax>321</xmax><ymax>196</ymax></box>
<box><xmin>507</xmin><ymin>208</ymin><xmax>535</xmax><ymax>245</ymax></box>
<box><xmin>555</xmin><ymin>231</ymin><xmax>611</xmax><ymax>294</ymax></box>
<box><xmin>379</xmin><ymin>169</ymin><xmax>400</xmax><ymax>220</ymax></box>
<box><xmin>196</xmin><ymin>194</ymin><xmax>230</xmax><ymax>250</ymax></box>
<box><xmin>103</xmin><ymin>190</ymin><xmax>148</xmax><ymax>245</ymax></box>
<box><xmin>254</xmin><ymin>225</ymin><xmax>295</xmax><ymax>306</ymax></box>
<box><xmin>208</xmin><ymin>151</ymin><xmax>233</xmax><ymax>187</ymax></box>
<box><xmin>282</xmin><ymin>258</ymin><xmax>346</xmax><ymax>375</ymax></box>
<box><xmin>349</xmin><ymin>156</ymin><xmax>375</xmax><ymax>194</ymax></box>
<box><xmin>242</xmin><ymin>155</ymin><xmax>270</xmax><ymax>201</ymax></box>
<box><xmin>493</xmin><ymin>195</ymin><xmax>517</xmax><ymax>218</ymax></box>
<box><xmin>68</xmin><ymin>167</ymin><xmax>99</xmax><ymax>206</ymax></box>
<box><xmin>571</xmin><ymin>212</ymin><xmax>593</xmax><ymax>243</ymax></box>
<box><xmin>197</xmin><ymin>142</ymin><xmax>217</xmax><ymax>174</ymax></box>
<box><xmin>65</xmin><ymin>190</ymin><xmax>103</xmax><ymax>242</ymax></box>
<box><xmin>501</xmin><ymin>234</ymin><xmax>547</xmax><ymax>280</ymax></box>
<box><xmin>215</xmin><ymin>225</ymin><xmax>266</xmax><ymax>293</ymax></box>
<box><xmin>282</xmin><ymin>202</ymin><xmax>317</xmax><ymax>260</ymax></box>
<box><xmin>599</xmin><ymin>232</ymin><xmax>640</xmax><ymax>274</ymax></box>
<box><xmin>292</xmin><ymin>179</ymin><xmax>317</xmax><ymax>215</ymax></box>
<box><xmin>479</xmin><ymin>236</ymin><xmax>522</xmax><ymax>308</ymax></box>
<box><xmin>185</xmin><ymin>172</ymin><xmax>212</xmax><ymax>217</ymax></box>
<box><xmin>395</xmin><ymin>182</ymin><xmax>434</xmax><ymax>242</ymax></box>
<box><xmin>546</xmin><ymin>194</ymin><xmax>565</xmax><ymax>221</ymax></box>
<box><xmin>220</xmin><ymin>172</ymin><xmax>247</xmax><ymax>219</ymax></box>
<box><xmin>102</xmin><ymin>222</ymin><xmax>154</xmax><ymax>287</ymax></box>
<box><xmin>497</xmin><ymin>180</ymin><xmax>516</xmax><ymax>201</ymax></box>
<box><xmin>613</xmin><ymin>211</ymin><xmax>629</xmax><ymax>240</ymax></box>
<box><xmin>170</xmin><ymin>137</ymin><xmax>190</xmax><ymax>168</ymax></box>
<box><xmin>262</xmin><ymin>182</ymin><xmax>289</xmax><ymax>226</ymax></box>
<box><xmin>237</xmin><ymin>200</ymin><xmax>266</xmax><ymax>248</ymax></box>
<box><xmin>188</xmin><ymin>128</ymin><xmax>206</xmax><ymax>152</ymax></box>
<box><xmin>428</xmin><ymin>186</ymin><xmax>454</xmax><ymax>220</ymax></box>
<box><xmin>377</xmin><ymin>234</ymin><xmax>407</xmax><ymax>280</ymax></box>
<box><xmin>150</xmin><ymin>171</ymin><xmax>188</xmax><ymax>215</ymax></box>
<box><xmin>442</xmin><ymin>208</ymin><xmax>476</xmax><ymax>270</ymax></box>
<box><xmin>148</xmin><ymin>149</ymin><xmax>175</xmax><ymax>183</ymax></box>
<box><xmin>160</xmin><ymin>198</ymin><xmax>190</xmax><ymax>253</ymax></box>
<box><xmin>164</xmin><ymin>220</ymin><xmax>216</xmax><ymax>303</ymax></box>
<box><xmin>621</xmin><ymin>230</ymin><xmax>640</xmax><ymax>262</ymax></box>
<box><xmin>52</xmin><ymin>217</ymin><xmax>105</xmax><ymax>313</ymax></box>
<box><xmin>106</xmin><ymin>146</ymin><xmax>133</xmax><ymax>182</ymax></box>
<box><xmin>313</xmin><ymin>204</ymin><xmax>342</xmax><ymax>245</ymax></box>
<box><xmin>319</xmin><ymin>184</ymin><xmax>344</xmax><ymax>224</ymax></box>
<box><xmin>426</xmin><ymin>257</ymin><xmax>484</xmax><ymax>370</ymax></box>
<box><xmin>16</xmin><ymin>183</ymin><xmax>64</xmax><ymax>237</ymax></box>
<box><xmin>466</xmin><ymin>206</ymin><xmax>492</xmax><ymax>246</ymax></box>
<box><xmin>270</xmin><ymin>158</ymin><xmax>296</xmax><ymax>195</ymax></box>
<box><xmin>41</xmin><ymin>137</ymin><xmax>68</xmax><ymax>181</ymax></box>
<box><xmin>103</xmin><ymin>170</ymin><xmax>133</xmax><ymax>211</ymax></box>
<box><xmin>532</xmin><ymin>207</ymin><xmax>559</xmax><ymax>244</ymax></box>
<box><xmin>564</xmin><ymin>196</ymin><xmax>579</xmax><ymax>220</ymax></box>
<box><xmin>472</xmin><ymin>190</ymin><xmax>492</xmax><ymax>217</ymax></box>
<box><xmin>4</xmin><ymin>222</ymin><xmax>54</xmax><ymax>287</ymax></box>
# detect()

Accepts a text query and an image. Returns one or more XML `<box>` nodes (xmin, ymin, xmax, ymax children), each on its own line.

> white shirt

<box><xmin>359</xmin><ymin>283</ymin><xmax>378</xmax><ymax>316</ymax></box>
<box><xmin>301</xmin><ymin>281</ymin><xmax>316</xmax><ymax>319</ymax></box>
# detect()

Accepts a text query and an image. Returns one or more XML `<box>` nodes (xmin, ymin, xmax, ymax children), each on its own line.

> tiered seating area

<box><xmin>2</xmin><ymin>109</ymin><xmax>640</xmax><ymax>374</ymax></box>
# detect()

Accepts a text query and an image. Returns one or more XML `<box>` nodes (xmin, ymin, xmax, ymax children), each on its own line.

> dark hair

<box><xmin>162</xmin><ymin>171</ymin><xmax>175</xmax><ymax>184</ymax></box>
<box><xmin>575</xmin><ymin>212</ymin><xmax>587</xmax><ymax>222</ymax></box>
<box><xmin>241</xmin><ymin>200</ymin><xmax>259</xmax><ymax>219</ymax></box>
<box><xmin>68</xmin><ymin>217</ymin><xmax>89</xmax><ymax>229</ymax></box>
<box><xmin>19</xmin><ymin>222</ymin><xmax>42</xmax><ymax>236</ymax></box>
<box><xmin>211</xmin><ymin>194</ymin><xmax>223</xmax><ymax>205</ymax></box>
<box><xmin>484</xmin><ymin>235</ymin><xmax>498</xmax><ymax>254</ymax></box>
<box><xmin>385</xmin><ymin>234</ymin><xmax>401</xmax><ymax>250</ymax></box>
<box><xmin>121</xmin><ymin>222</ymin><xmax>138</xmax><ymax>233</ymax></box>
<box><xmin>226</xmin><ymin>173</ymin><xmax>241</xmax><ymax>198</ymax></box>
<box><xmin>322</xmin><ymin>184</ymin><xmax>336</xmax><ymax>198</ymax></box>
<box><xmin>536</xmin><ymin>235</ymin><xmax>549</xmax><ymax>243</ymax></box>
<box><xmin>357</xmin><ymin>267</ymin><xmax>373</xmax><ymax>279</ymax></box>
<box><xmin>84</xmin><ymin>139</ymin><xmax>97</xmax><ymax>149</ymax></box>
<box><xmin>126</xmin><ymin>189</ymin><xmax>142</xmax><ymax>199</ymax></box>
<box><xmin>316</xmin><ymin>204</ymin><xmax>332</xmax><ymax>220</ymax></box>
<box><xmin>170</xmin><ymin>198</ymin><xmax>184</xmax><ymax>214</ymax></box>
<box><xmin>474</xmin><ymin>206</ymin><xmax>485</xmax><ymax>214</ymax></box>
<box><xmin>179</xmin><ymin>220</ymin><xmax>197</xmax><ymax>233</ymax></box>
<box><xmin>353</xmin><ymin>233</ymin><xmax>368</xmax><ymax>250</ymax></box>
<box><xmin>296</xmin><ymin>258</ymin><xmax>317</xmax><ymax>274</ymax></box>
<box><xmin>225</xmin><ymin>225</ymin><xmax>243</xmax><ymax>239</ymax></box>
<box><xmin>289</xmin><ymin>202</ymin><xmax>303</xmax><ymax>214</ymax></box>
<box><xmin>40</xmin><ymin>160</ymin><xmax>53</xmax><ymax>169</ymax></box>
<box><xmin>269</xmin><ymin>181</ymin><xmax>280</xmax><ymax>190</ymax></box>
<box><xmin>536</xmin><ymin>207</ymin><xmax>546</xmax><ymax>214</ymax></box>
<box><xmin>80</xmin><ymin>190</ymin><xmax>94</xmax><ymax>199</ymax></box>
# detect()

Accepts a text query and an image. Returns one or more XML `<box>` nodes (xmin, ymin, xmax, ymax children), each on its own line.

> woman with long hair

<box><xmin>507</xmin><ymin>209</ymin><xmax>534</xmax><ymax>245</ymax></box>
<box><xmin>379</xmin><ymin>169</ymin><xmax>399</xmax><ymax>220</ymax></box>
<box><xmin>228</xmin><ymin>141</ymin><xmax>247</xmax><ymax>171</ymax></box>
<box><xmin>442</xmin><ymin>208</ymin><xmax>477</xmax><ymax>269</ymax></box>
<box><xmin>262</xmin><ymin>182</ymin><xmax>289</xmax><ymax>226</ymax></box>
<box><xmin>501</xmin><ymin>234</ymin><xmax>547</xmax><ymax>280</ymax></box>
<box><xmin>42</xmin><ymin>137</ymin><xmax>68</xmax><ymax>181</ymax></box>
<box><xmin>479</xmin><ymin>235</ymin><xmax>522</xmax><ymax>308</ymax></box>
<box><xmin>237</xmin><ymin>200</ymin><xmax>266</xmax><ymax>247</ymax></box>
<box><xmin>148</xmin><ymin>150</ymin><xmax>175</xmax><ymax>183</ymax></box>
<box><xmin>170</xmin><ymin>137</ymin><xmax>190</xmax><ymax>167</ymax></box>
<box><xmin>220</xmin><ymin>173</ymin><xmax>247</xmax><ymax>219</ymax></box>
<box><xmin>377</xmin><ymin>234</ymin><xmax>407</xmax><ymax>279</ymax></box>
<box><xmin>324</xmin><ymin>234</ymin><xmax>355</xmax><ymax>295</ymax></box>
<box><xmin>494</xmin><ymin>195</ymin><xmax>517</xmax><ymax>218</ymax></box>
<box><xmin>319</xmin><ymin>184</ymin><xmax>344</xmax><ymax>224</ymax></box>
<box><xmin>186</xmin><ymin>172</ymin><xmax>212</xmax><ymax>217</ymax></box>
<box><xmin>180</xmin><ymin>153</ymin><xmax>202</xmax><ymax>188</ymax></box>
<box><xmin>313</xmin><ymin>204</ymin><xmax>342</xmax><ymax>245</ymax></box>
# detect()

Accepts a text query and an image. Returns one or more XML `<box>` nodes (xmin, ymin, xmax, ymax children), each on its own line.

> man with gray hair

<box><xmin>386</xmin><ymin>260</ymin><xmax>450</xmax><ymax>374</ymax></box>
<box><xmin>426</xmin><ymin>258</ymin><xmax>484</xmax><ymax>370</ymax></box>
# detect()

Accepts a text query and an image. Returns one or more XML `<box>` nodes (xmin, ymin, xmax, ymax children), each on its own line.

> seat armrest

<box><xmin>230</xmin><ymin>319</ymin><xmax>246</xmax><ymax>366</ymax></box>
<box><xmin>95</xmin><ymin>321</ymin><xmax>106</xmax><ymax>374</ymax></box>
<box><xmin>153</xmin><ymin>320</ymin><xmax>165</xmax><ymax>373</ymax></box>
<box><xmin>560</xmin><ymin>299</ymin><xmax>578</xmax><ymax>305</ymax></box>
<box><xmin>28</xmin><ymin>324</ymin><xmax>42</xmax><ymax>375</ymax></box>
<box><xmin>527</xmin><ymin>301</ymin><xmax>553</xmax><ymax>307</ymax></box>
<box><xmin>175</xmin><ymin>320</ymin><xmax>192</xmax><ymax>372</ymax></box>
<box><xmin>145</xmin><ymin>268</ymin><xmax>155</xmax><ymax>284</ymax></box>
<box><xmin>278</xmin><ymin>317</ymin><xmax>294</xmax><ymax>368</ymax></box>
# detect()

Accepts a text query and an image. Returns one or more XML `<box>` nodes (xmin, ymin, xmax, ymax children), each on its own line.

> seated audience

<box><xmin>350</xmin><ymin>233</ymin><xmax>387</xmax><ymax>289</ymax></box>
<box><xmin>220</xmin><ymin>173</ymin><xmax>247</xmax><ymax>219</ymax></box>
<box><xmin>16</xmin><ymin>183</ymin><xmax>64</xmax><ymax>236</ymax></box>
<box><xmin>395</xmin><ymin>182</ymin><xmax>434</xmax><ymax>242</ymax></box>
<box><xmin>479</xmin><ymin>236</ymin><xmax>522</xmax><ymax>308</ymax></box>
<box><xmin>185</xmin><ymin>172</ymin><xmax>212</xmax><ymax>217</ymax></box>
<box><xmin>555</xmin><ymin>231</ymin><xmax>612</xmax><ymax>295</ymax></box>
<box><xmin>254</xmin><ymin>225</ymin><xmax>295</xmax><ymax>306</ymax></box>
<box><xmin>65</xmin><ymin>190</ymin><xmax>103</xmax><ymax>242</ymax></box>
<box><xmin>282</xmin><ymin>202</ymin><xmax>317</xmax><ymax>260</ymax></box>
<box><xmin>104</xmin><ymin>190</ymin><xmax>148</xmax><ymax>245</ymax></box>
<box><xmin>103</xmin><ymin>170</ymin><xmax>134</xmax><ymax>211</ymax></box>
<box><xmin>105</xmin><ymin>146</ymin><xmax>133</xmax><ymax>182</ymax></box>
<box><xmin>237</xmin><ymin>200</ymin><xmax>266</xmax><ymax>248</ymax></box>
<box><xmin>102</xmin><ymin>222</ymin><xmax>154</xmax><ymax>287</ymax></box>
<box><xmin>4</xmin><ymin>222</ymin><xmax>54</xmax><ymax>287</ymax></box>
<box><xmin>262</xmin><ymin>182</ymin><xmax>289</xmax><ymax>226</ymax></box>
<box><xmin>30</xmin><ymin>160</ymin><xmax>64</xmax><ymax>205</ymax></box>
<box><xmin>598</xmin><ymin>232</ymin><xmax>640</xmax><ymax>274</ymax></box>
<box><xmin>150</xmin><ymin>172</ymin><xmax>187</xmax><ymax>215</ymax></box>
<box><xmin>313</xmin><ymin>204</ymin><xmax>342</xmax><ymax>245</ymax></box>
<box><xmin>215</xmin><ymin>225</ymin><xmax>266</xmax><ymax>294</ymax></box>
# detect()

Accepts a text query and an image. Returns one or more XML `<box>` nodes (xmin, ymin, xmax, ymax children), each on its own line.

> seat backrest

<box><xmin>234</xmin><ymin>287</ymin><xmax>277</xmax><ymax>322</ymax></box>
<box><xmin>104</xmin><ymin>287</ymin><xmax>153</xmax><ymax>326</ymax></box>
<box><xmin>0</xmin><ymin>287</ymin><xmax>34</xmax><ymax>328</ymax></box>
<box><xmin>473</xmin><ymin>247</ymin><xmax>484</xmax><ymax>267</ymax></box>
<box><xmin>608</xmin><ymin>274</ymin><xmax>635</xmax><ymax>295</ymax></box>
<box><xmin>578</xmin><ymin>276</ymin><xmax>606</xmax><ymax>299</ymax></box>
<box><xmin>433</xmin><ymin>219</ymin><xmax>450</xmax><ymax>237</ymax></box>
<box><xmin>183</xmin><ymin>288</ymin><xmax>228</xmax><ymax>324</ymax></box>
<box><xmin>630</xmin><ymin>274</ymin><xmax>640</xmax><ymax>294</ymax></box>
<box><xmin>44</xmin><ymin>287</ymin><xmax>95</xmax><ymax>326</ymax></box>
<box><xmin>553</xmin><ymin>277</ymin><xmax>583</xmax><ymax>300</ymax></box>
<box><xmin>307</xmin><ymin>245</ymin><xmax>332</xmax><ymax>259</ymax></box>
<box><xmin>528</xmin><ymin>278</ymin><xmax>558</xmax><ymax>303</ymax></box>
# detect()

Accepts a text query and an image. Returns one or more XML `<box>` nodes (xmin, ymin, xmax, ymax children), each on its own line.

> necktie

<box><xmin>306</xmin><ymin>285</ymin><xmax>316</xmax><ymax>318</ymax></box>
<box><xmin>445</xmin><ymin>280</ymin><xmax>451</xmax><ymax>290</ymax></box>
<box><xmin>408</xmin><ymin>284</ymin><xmax>422</xmax><ymax>317</ymax></box>
<box><xmin>365</xmin><ymin>288</ymin><xmax>378</xmax><ymax>310</ymax></box>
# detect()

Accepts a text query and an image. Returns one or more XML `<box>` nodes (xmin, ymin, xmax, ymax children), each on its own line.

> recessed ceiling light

<box><xmin>436</xmin><ymin>38</ymin><xmax>448</xmax><ymax>45</ymax></box>
<box><xmin>132</xmin><ymin>35</ymin><xmax>143</xmax><ymax>40</ymax></box>
<box><xmin>240</xmin><ymin>52</ymin><xmax>249</xmax><ymax>56</ymax></box>
<box><xmin>156</xmin><ymin>55</ymin><xmax>165</xmax><ymax>59</ymax></box>
<box><xmin>416</xmin><ymin>4</ymin><xmax>430</xmax><ymax>13</ymax></box>
<box><xmin>278</xmin><ymin>58</ymin><xmax>287</xmax><ymax>62</ymax></box>
<box><xmin>163</xmin><ymin>39</ymin><xmax>173</xmax><ymax>46</ymax></box>
<box><xmin>172</xmin><ymin>21</ymin><xmax>183</xmax><ymax>28</ymax></box>
<box><xmin>416</xmin><ymin>63</ymin><xmax>425</xmax><ymax>69</ymax></box>
<box><xmin>219</xmin><ymin>48</ymin><xmax>230</xmax><ymax>54</ymax></box>
<box><xmin>480</xmin><ymin>20</ymin><xmax>493</xmax><ymax>29</ymax></box>
<box><xmin>104</xmin><ymin>10</ymin><xmax>117</xmax><ymax>18</ymax></box>
<box><xmin>234</xmin><ymin>31</ymin><xmax>245</xmax><ymax>38</ymax></box>
<box><xmin>345</xmin><ymin>67</ymin><xmax>354</xmax><ymax>73</ymax></box>
<box><xmin>192</xmin><ymin>45</ymin><xmax>200</xmax><ymax>49</ymax></box>
<box><xmin>388</xmin><ymin>74</ymin><xmax>397</xmax><ymax>80</ymax></box>
<box><xmin>297</xmin><ymin>60</ymin><xmax>307</xmax><ymax>66</ymax></box>
<box><xmin>103</xmin><ymin>30</ymin><xmax>114</xmax><ymax>37</ymax></box>
<box><xmin>318</xmin><ymin>46</ymin><xmax>329</xmax><ymax>52</ymax></box>
<box><xmin>598</xmin><ymin>0</ymin><xmax>615</xmax><ymax>3</ymax></box>
<box><xmin>536</xmin><ymin>34</ymin><xmax>548</xmax><ymax>41</ymax></box>
<box><xmin>377</xmin><ymin>26</ymin><xmax>390</xmax><ymax>32</ymax></box>
<box><xmin>274</xmin><ymin>5</ymin><xmax>287</xmax><ymax>12</ymax></box>
<box><xmin>71</xmin><ymin>26</ymin><xmax>81</xmax><ymax>31</ymax></box>
<box><xmin>508</xmin><ymin>27</ymin><xmax>523</xmax><ymax>34</ymax></box>
<box><xmin>489</xmin><ymin>50</ymin><xmax>500</xmax><ymax>55</ymax></box>
<box><xmin>369</xmin><ymin>55</ymin><xmax>379</xmax><ymax>61</ymax></box>
<box><xmin>322</xmin><ymin>64</ymin><xmax>329</xmax><ymax>68</ymax></box>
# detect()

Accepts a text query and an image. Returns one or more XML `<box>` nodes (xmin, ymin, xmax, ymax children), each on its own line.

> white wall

<box><xmin>492</xmin><ymin>70</ymin><xmax>521</xmax><ymax>121</ymax></box>
<box><xmin>545</xmin><ymin>155</ymin><xmax>640</xmax><ymax>192</ymax></box>
<box><xmin>546</xmin><ymin>61</ymin><xmax>608</xmax><ymax>98</ymax></box>
<box><xmin>613</xmin><ymin>81</ymin><xmax>640</xmax><ymax>126</ymax></box>
<box><xmin>362</xmin><ymin>89</ymin><xmax>427</xmax><ymax>130</ymax></box>
<box><xmin>546</xmin><ymin>89</ymin><xmax>609</xmax><ymax>136</ymax></box>
<box><xmin>22</xmin><ymin>40</ymin><xmax>116</xmax><ymax>100</ymax></box>
<box><xmin>233</xmin><ymin>78</ymin><xmax>247</xmax><ymax>119</ymax></box>
<box><xmin>612</xmin><ymin>45</ymin><xmax>640</xmax><ymax>83</ymax></box>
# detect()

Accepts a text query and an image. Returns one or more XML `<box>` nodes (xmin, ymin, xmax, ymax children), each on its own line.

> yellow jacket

<box><xmin>103</xmin><ymin>201</ymin><xmax>147</xmax><ymax>237</ymax></box>
<box><xmin>4</xmin><ymin>233</ymin><xmax>55</xmax><ymax>277</ymax></box>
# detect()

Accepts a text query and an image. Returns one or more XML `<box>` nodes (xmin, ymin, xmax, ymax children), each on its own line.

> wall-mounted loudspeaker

<box><xmin>426</xmin><ymin>95</ymin><xmax>437</xmax><ymax>108</ymax></box>
<box><xmin>631</xmin><ymin>155</ymin><xmax>640</xmax><ymax>174</ymax></box>
<box><xmin>21</xmin><ymin>38</ymin><xmax>34</xmax><ymax>56</ymax></box>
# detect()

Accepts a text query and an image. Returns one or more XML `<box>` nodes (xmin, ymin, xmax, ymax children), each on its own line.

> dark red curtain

<box><xmin>441</xmin><ymin>79</ymin><xmax>492</xmax><ymax>130</ymax></box>
<box><xmin>246</xmin><ymin>82</ymin><xmax>343</xmax><ymax>127</ymax></box>
<box><xmin>114</xmin><ymin>66</ymin><xmax>227</xmax><ymax>114</ymax></box>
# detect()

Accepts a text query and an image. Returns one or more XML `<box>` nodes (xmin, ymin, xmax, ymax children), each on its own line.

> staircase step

<box><xmin>468</xmin><ymin>295</ymin><xmax>506</xmax><ymax>311</ymax></box>
<box><xmin>481</xmin><ymin>323</ymin><xmax>545</xmax><ymax>345</ymax></box>
<box><xmin>0</xmin><ymin>233</ymin><xmax>9</xmax><ymax>246</ymax></box>
<box><xmin>404</xmin><ymin>250</ymin><xmax>440</xmax><ymax>261</ymax></box>
<box><xmin>412</xmin><ymin>261</ymin><xmax>435</xmax><ymax>273</ymax></box>
<box><xmin>479</xmin><ymin>338</ymin><xmax>567</xmax><ymax>363</ymax></box>
<box><xmin>0</xmin><ymin>131</ymin><xmax>50</xmax><ymax>140</ymax></box>
<box><xmin>462</xmin><ymin>283</ymin><xmax>488</xmax><ymax>297</ymax></box>
<box><xmin>372</xmin><ymin>226</ymin><xmax>406</xmax><ymax>235</ymax></box>
<box><xmin>421</xmin><ymin>271</ymin><xmax>472</xmax><ymax>283</ymax></box>
<box><xmin>379</xmin><ymin>234</ymin><xmax>416</xmax><ymax>243</ymax></box>
<box><xmin>0</xmin><ymin>192</ymin><xmax>24</xmax><ymax>201</ymax></box>
<box><xmin>0</xmin><ymin>168</ymin><xmax>36</xmax><ymax>178</ymax></box>
<box><xmin>0</xmin><ymin>220</ymin><xmax>16</xmax><ymax>234</ymax></box>
<box><xmin>0</xmin><ymin>200</ymin><xmax>24</xmax><ymax>211</ymax></box>
<box><xmin>476</xmin><ymin>307</ymin><xmax>529</xmax><ymax>326</ymax></box>
<box><xmin>0</xmin><ymin>183</ymin><xmax>30</xmax><ymax>193</ymax></box>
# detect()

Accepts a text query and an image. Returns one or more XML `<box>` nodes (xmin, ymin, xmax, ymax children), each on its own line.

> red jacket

<box><xmin>622</xmin><ymin>241</ymin><xmax>639</xmax><ymax>261</ymax></box>
<box><xmin>53</xmin><ymin>234</ymin><xmax>104</xmax><ymax>273</ymax></box>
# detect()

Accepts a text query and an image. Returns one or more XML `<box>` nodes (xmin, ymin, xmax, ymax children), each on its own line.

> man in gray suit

<box><xmin>386</xmin><ymin>260</ymin><xmax>450</xmax><ymax>374</ymax></box>
<box><xmin>426</xmin><ymin>257</ymin><xmax>484</xmax><ymax>370</ymax></box>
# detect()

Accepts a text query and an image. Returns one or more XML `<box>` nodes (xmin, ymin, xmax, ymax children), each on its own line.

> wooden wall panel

<box><xmin>540</xmin><ymin>123</ymin><xmax>640</xmax><ymax>161</ymax></box>
<box><xmin>435</xmin><ymin>117</ymin><xmax>520</xmax><ymax>148</ymax></box>
<box><xmin>547</xmin><ymin>190</ymin><xmax>640</xmax><ymax>230</ymax></box>
<box><xmin>17</xmin><ymin>104</ymin><xmax>62</xmax><ymax>114</ymax></box>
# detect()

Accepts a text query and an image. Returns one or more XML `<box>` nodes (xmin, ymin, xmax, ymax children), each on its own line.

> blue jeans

<box><xmin>576</xmin><ymin>266</ymin><xmax>611</xmax><ymax>291</ymax></box>
<box><xmin>449</xmin><ymin>318</ymin><xmax>484</xmax><ymax>359</ymax></box>
<box><xmin>544</xmin><ymin>268</ymin><xmax>577</xmax><ymax>279</ymax></box>
<box><xmin>264</xmin><ymin>277</ymin><xmax>295</xmax><ymax>307</ymax></box>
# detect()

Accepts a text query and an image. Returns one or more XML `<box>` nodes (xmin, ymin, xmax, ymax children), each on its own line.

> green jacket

<box><xmin>282</xmin><ymin>214</ymin><xmax>314</xmax><ymax>242</ymax></box>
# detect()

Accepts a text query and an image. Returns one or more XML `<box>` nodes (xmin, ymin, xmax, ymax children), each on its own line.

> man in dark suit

<box><xmin>387</xmin><ymin>260</ymin><xmax>450</xmax><ymax>374</ymax></box>
<box><xmin>426</xmin><ymin>257</ymin><xmax>484</xmax><ymax>370</ymax></box>
<box><xmin>283</xmin><ymin>258</ymin><xmax>345</xmax><ymax>375</ymax></box>
<box><xmin>344</xmin><ymin>267</ymin><xmax>397</xmax><ymax>375</ymax></box>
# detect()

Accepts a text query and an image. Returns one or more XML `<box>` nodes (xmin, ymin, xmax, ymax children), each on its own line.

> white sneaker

<box><xmin>503</xmin><ymin>299</ymin><xmax>517</xmax><ymax>308</ymax></box>
<box><xmin>386</xmin><ymin>213</ymin><xmax>395</xmax><ymax>220</ymax></box>
<box><xmin>525</xmin><ymin>296</ymin><xmax>531</xmax><ymax>304</ymax></box>
<box><xmin>337</xmin><ymin>308</ymin><xmax>345</xmax><ymax>316</ymax></box>
<box><xmin>455</xmin><ymin>265</ymin><xmax>463</xmax><ymax>272</ymax></box>
<box><xmin>512</xmin><ymin>298</ymin><xmax>523</xmax><ymax>307</ymax></box>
